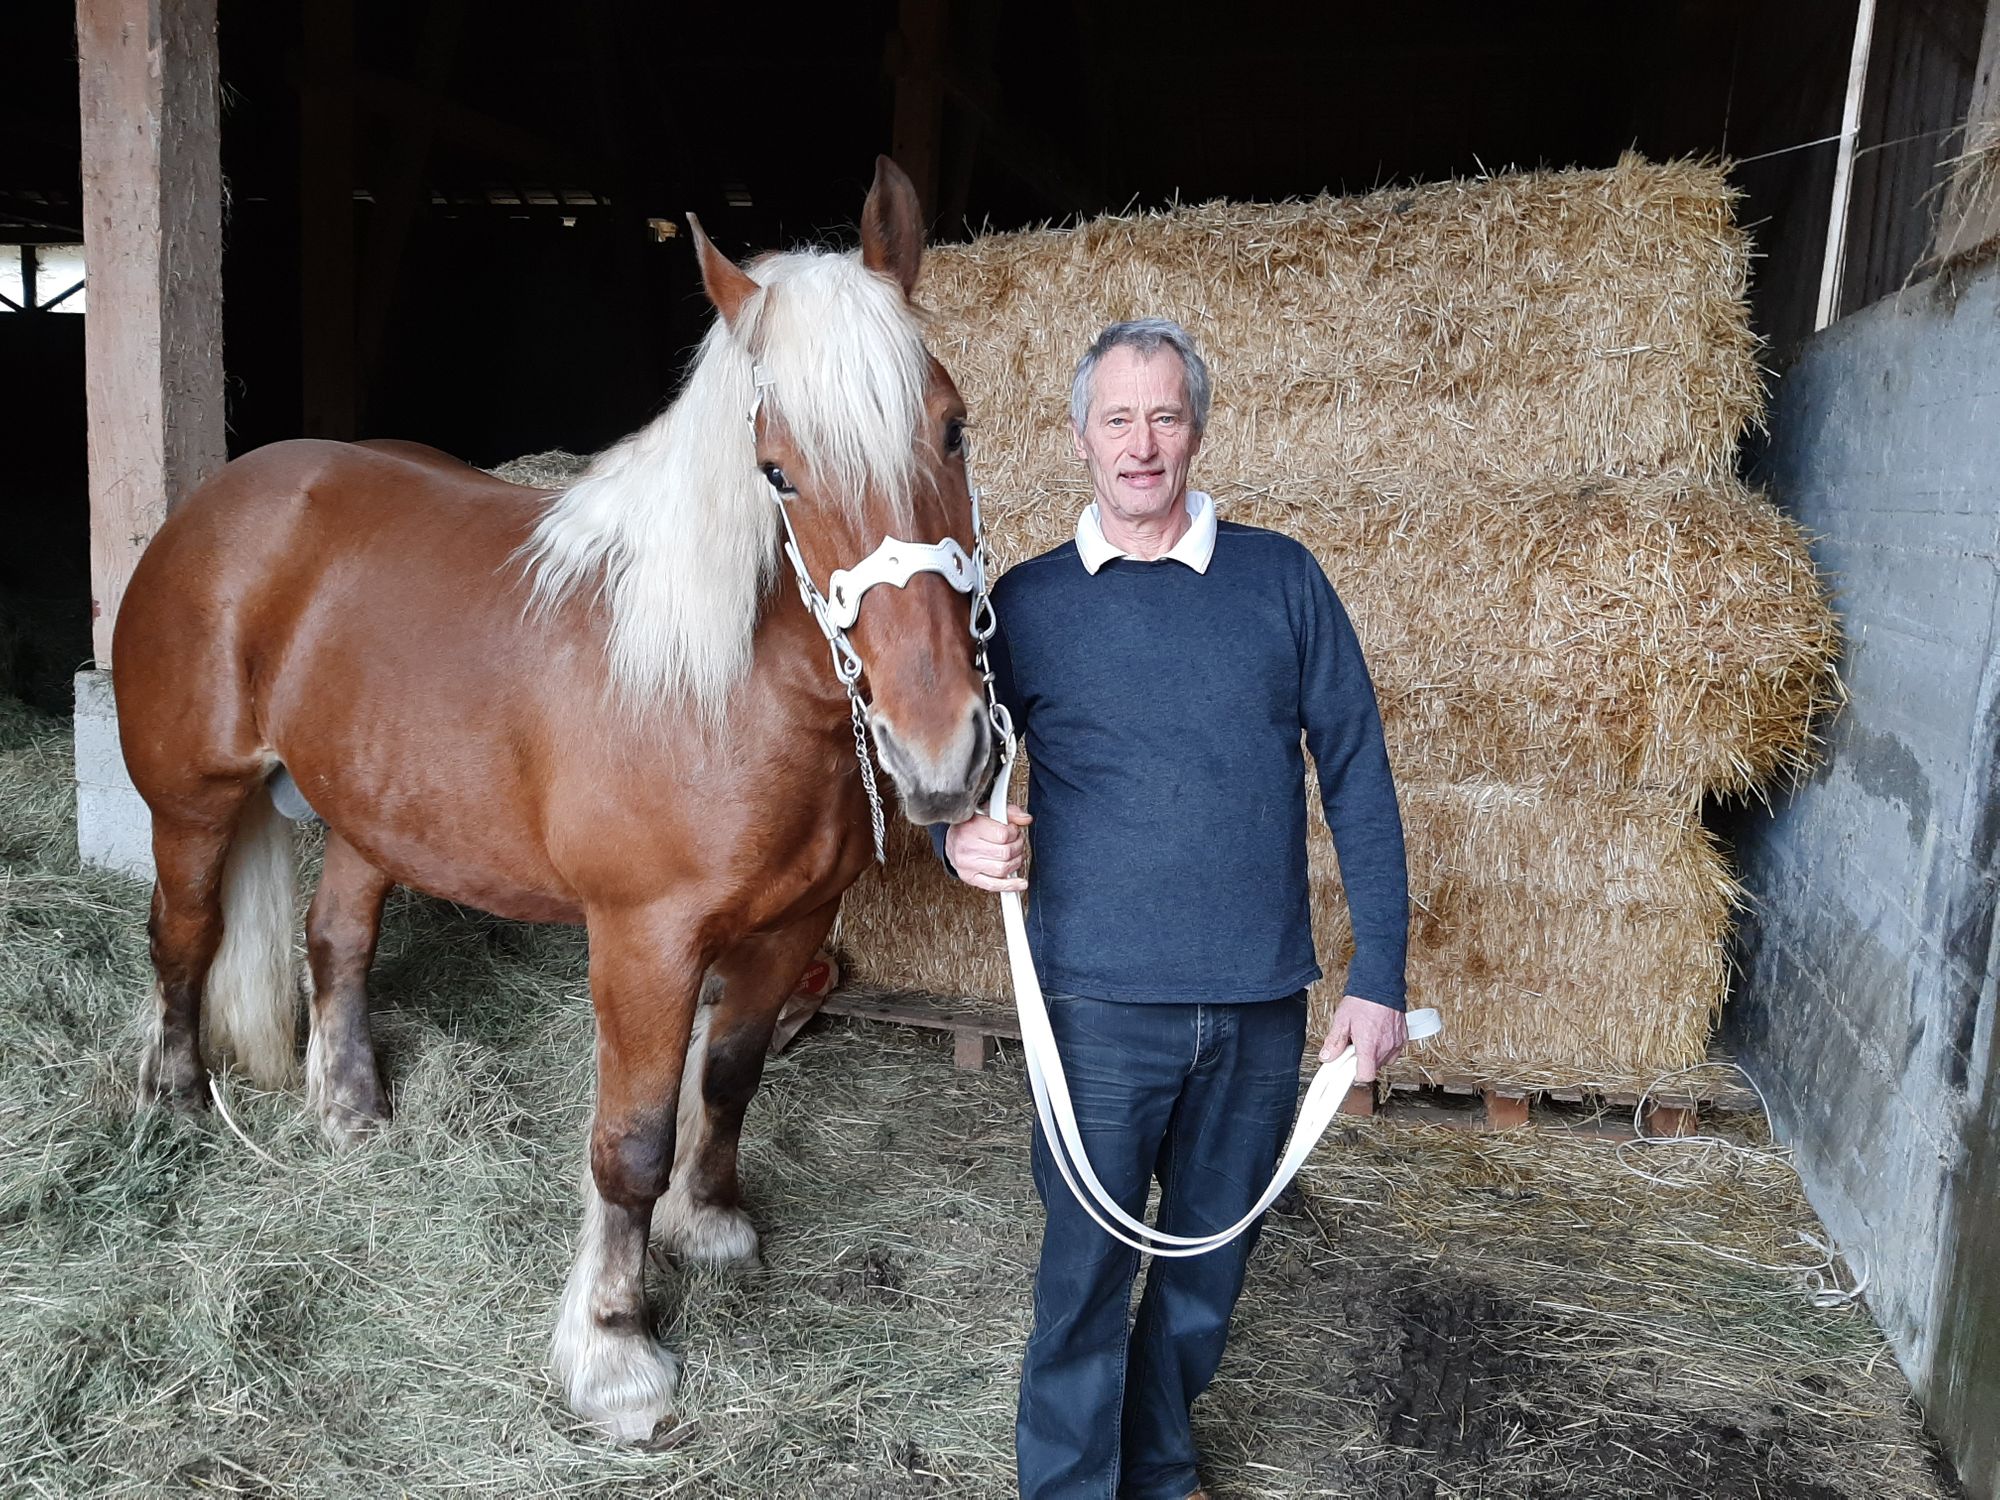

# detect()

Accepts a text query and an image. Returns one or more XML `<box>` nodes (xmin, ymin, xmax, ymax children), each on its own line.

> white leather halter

<box><xmin>750</xmin><ymin>366</ymin><xmax>998</xmax><ymax>862</ymax></box>
<box><xmin>824</xmin><ymin>536</ymin><xmax>978</xmax><ymax>630</ymax></box>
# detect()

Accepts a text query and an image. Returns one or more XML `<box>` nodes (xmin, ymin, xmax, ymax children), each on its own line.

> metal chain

<box><xmin>969</xmin><ymin>487</ymin><xmax>1017</xmax><ymax>770</ymax></box>
<box><xmin>849</xmin><ymin>689</ymin><xmax>887</xmax><ymax>863</ymax></box>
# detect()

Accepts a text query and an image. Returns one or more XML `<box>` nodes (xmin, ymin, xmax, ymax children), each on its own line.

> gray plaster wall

<box><xmin>1733</xmin><ymin>258</ymin><xmax>2000</xmax><ymax>1497</ymax></box>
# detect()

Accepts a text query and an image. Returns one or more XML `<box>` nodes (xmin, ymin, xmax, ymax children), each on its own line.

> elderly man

<box><xmin>938</xmin><ymin>318</ymin><xmax>1411</xmax><ymax>1499</ymax></box>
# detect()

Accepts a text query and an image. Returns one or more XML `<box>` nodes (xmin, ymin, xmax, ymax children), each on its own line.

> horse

<box><xmin>110</xmin><ymin>157</ymin><xmax>996</xmax><ymax>1442</ymax></box>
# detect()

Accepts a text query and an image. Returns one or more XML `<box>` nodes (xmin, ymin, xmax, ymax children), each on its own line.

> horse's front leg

<box><xmin>550</xmin><ymin>902</ymin><xmax>704</xmax><ymax>1444</ymax></box>
<box><xmin>657</xmin><ymin>900</ymin><xmax>840</xmax><ymax>1268</ymax></box>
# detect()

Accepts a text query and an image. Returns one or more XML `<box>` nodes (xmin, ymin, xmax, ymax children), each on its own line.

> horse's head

<box><xmin>690</xmin><ymin>158</ymin><xmax>997</xmax><ymax>828</ymax></box>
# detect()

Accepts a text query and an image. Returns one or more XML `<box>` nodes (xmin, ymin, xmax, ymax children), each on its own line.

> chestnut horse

<box><xmin>112</xmin><ymin>159</ymin><xmax>994</xmax><ymax>1441</ymax></box>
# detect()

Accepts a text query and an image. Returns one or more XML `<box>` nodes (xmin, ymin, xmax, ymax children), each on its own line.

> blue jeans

<box><xmin>1016</xmin><ymin>991</ymin><xmax>1309</xmax><ymax>1500</ymax></box>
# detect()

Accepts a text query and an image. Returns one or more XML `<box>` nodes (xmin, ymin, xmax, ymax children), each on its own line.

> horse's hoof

<box><xmin>306</xmin><ymin>1038</ymin><xmax>389</xmax><ymax>1148</ymax></box>
<box><xmin>657</xmin><ymin>1192</ymin><xmax>762</xmax><ymax>1268</ymax></box>
<box><xmin>136</xmin><ymin>1047</ymin><xmax>206</xmax><ymax>1113</ymax></box>
<box><xmin>553</xmin><ymin>1324</ymin><xmax>683</xmax><ymax>1444</ymax></box>
<box><xmin>311</xmin><ymin>1094</ymin><xmax>389</xmax><ymax>1150</ymax></box>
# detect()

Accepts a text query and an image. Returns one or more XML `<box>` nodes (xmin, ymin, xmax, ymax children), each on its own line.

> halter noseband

<box><xmin>749</xmin><ymin>366</ymin><xmax>1012</xmax><ymax>863</ymax></box>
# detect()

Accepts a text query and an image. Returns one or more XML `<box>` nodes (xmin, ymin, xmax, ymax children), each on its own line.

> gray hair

<box><xmin>1068</xmin><ymin>318</ymin><xmax>1213</xmax><ymax>435</ymax></box>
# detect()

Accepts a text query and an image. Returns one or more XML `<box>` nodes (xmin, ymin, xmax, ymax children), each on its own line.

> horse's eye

<box><xmin>761</xmin><ymin>463</ymin><xmax>795</xmax><ymax>495</ymax></box>
<box><xmin>945</xmin><ymin>419</ymin><xmax>967</xmax><ymax>457</ymax></box>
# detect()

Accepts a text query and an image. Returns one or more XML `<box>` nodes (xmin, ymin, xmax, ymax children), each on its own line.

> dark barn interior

<box><xmin>4</xmin><ymin>0</ymin><xmax>1982</xmax><ymax>707</ymax></box>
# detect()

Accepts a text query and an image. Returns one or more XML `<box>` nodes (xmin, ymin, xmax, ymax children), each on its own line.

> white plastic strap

<box><xmin>988</xmin><ymin>747</ymin><xmax>1441</xmax><ymax>1257</ymax></box>
<box><xmin>825</xmin><ymin>536</ymin><xmax>978</xmax><ymax>629</ymax></box>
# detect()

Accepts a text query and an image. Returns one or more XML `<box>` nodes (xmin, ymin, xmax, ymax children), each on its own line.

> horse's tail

<box><xmin>201</xmin><ymin>782</ymin><xmax>301</xmax><ymax>1087</ymax></box>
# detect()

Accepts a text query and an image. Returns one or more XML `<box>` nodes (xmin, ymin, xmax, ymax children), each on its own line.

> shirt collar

<box><xmin>1075</xmin><ymin>491</ymin><xmax>1217</xmax><ymax>575</ymax></box>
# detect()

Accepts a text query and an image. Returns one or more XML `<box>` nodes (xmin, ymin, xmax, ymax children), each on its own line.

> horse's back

<box><xmin>114</xmin><ymin>439</ymin><xmax>562</xmax><ymax>781</ymax></box>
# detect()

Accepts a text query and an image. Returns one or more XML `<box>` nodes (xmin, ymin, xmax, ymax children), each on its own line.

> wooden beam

<box><xmin>300</xmin><ymin>0</ymin><xmax>356</xmax><ymax>439</ymax></box>
<box><xmin>76</xmin><ymin>0</ymin><xmax>226</xmax><ymax>665</ymax></box>
<box><xmin>1933</xmin><ymin>0</ymin><xmax>2000</xmax><ymax>262</ymax></box>
<box><xmin>1818</xmin><ymin>0</ymin><xmax>1880</xmax><ymax>329</ymax></box>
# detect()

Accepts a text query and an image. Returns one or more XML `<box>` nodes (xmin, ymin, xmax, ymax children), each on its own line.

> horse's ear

<box><xmin>687</xmin><ymin>213</ymin><xmax>760</xmax><ymax>330</ymax></box>
<box><xmin>859</xmin><ymin>155</ymin><xmax>924</xmax><ymax>297</ymax></box>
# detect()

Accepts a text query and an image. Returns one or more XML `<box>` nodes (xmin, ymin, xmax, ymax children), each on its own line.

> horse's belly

<box><xmin>332</xmin><ymin>812</ymin><xmax>585</xmax><ymax>925</ymax></box>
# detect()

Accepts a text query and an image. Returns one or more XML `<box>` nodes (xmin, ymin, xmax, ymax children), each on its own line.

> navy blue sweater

<box><xmin>936</xmin><ymin>520</ymin><xmax>1409</xmax><ymax>1008</ymax></box>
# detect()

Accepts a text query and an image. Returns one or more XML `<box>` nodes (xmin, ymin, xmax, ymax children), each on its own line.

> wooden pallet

<box><xmin>819</xmin><ymin>989</ymin><xmax>1021</xmax><ymax>1070</ymax></box>
<box><xmin>1339</xmin><ymin>1062</ymin><xmax>1764</xmax><ymax>1139</ymax></box>
<box><xmin>816</xmin><ymin>989</ymin><xmax>1769</xmax><ymax>1140</ymax></box>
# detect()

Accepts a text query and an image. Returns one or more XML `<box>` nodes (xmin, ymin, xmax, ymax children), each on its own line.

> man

<box><xmin>937</xmin><ymin>319</ymin><xmax>1410</xmax><ymax>1500</ymax></box>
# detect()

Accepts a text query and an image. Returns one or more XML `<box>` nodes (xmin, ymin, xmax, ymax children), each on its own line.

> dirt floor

<box><xmin>0</xmin><ymin>697</ymin><xmax>1965</xmax><ymax>1498</ymax></box>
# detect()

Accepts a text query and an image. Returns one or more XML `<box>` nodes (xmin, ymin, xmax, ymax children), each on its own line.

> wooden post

<box><xmin>76</xmin><ymin>0</ymin><xmax>227</xmax><ymax>666</ymax></box>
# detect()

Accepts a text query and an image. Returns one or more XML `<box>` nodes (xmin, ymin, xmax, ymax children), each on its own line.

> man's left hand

<box><xmin>1318</xmin><ymin>995</ymin><xmax>1407</xmax><ymax>1082</ymax></box>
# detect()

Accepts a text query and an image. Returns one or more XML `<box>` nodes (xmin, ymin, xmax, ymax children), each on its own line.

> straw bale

<box><xmin>1230</xmin><ymin>475</ymin><xmax>1840</xmax><ymax>796</ymax></box>
<box><xmin>494</xmin><ymin>157</ymin><xmax>1838</xmax><ymax>1084</ymax></box>
<box><xmin>919</xmin><ymin>155</ymin><xmax>1761</xmax><ymax>489</ymax></box>
<box><xmin>837</xmin><ymin>781</ymin><xmax>1731</xmax><ymax>1090</ymax></box>
<box><xmin>943</xmin><ymin>470</ymin><xmax>1836</xmax><ymax>799</ymax></box>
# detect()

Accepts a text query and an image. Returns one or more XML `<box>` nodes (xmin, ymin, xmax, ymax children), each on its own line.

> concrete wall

<box><xmin>1733</xmin><ymin>255</ymin><xmax>2000</xmax><ymax>1498</ymax></box>
<box><xmin>74</xmin><ymin>668</ymin><xmax>154</xmax><ymax>881</ymax></box>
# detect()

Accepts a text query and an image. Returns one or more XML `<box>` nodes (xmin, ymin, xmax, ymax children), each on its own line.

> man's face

<box><xmin>1072</xmin><ymin>345</ymin><xmax>1202</xmax><ymax>529</ymax></box>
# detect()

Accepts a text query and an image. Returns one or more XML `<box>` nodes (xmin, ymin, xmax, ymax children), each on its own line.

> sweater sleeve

<box><xmin>930</xmin><ymin>611</ymin><xmax>1023</xmax><ymax>870</ymax></box>
<box><xmin>1298</xmin><ymin>559</ymin><xmax>1410</xmax><ymax>1010</ymax></box>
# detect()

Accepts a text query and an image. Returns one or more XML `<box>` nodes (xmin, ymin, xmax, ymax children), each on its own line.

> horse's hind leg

<box><xmin>304</xmin><ymin>832</ymin><xmax>394</xmax><ymax>1147</ymax></box>
<box><xmin>138</xmin><ymin>809</ymin><xmax>242</xmax><ymax>1108</ymax></box>
<box><xmin>657</xmin><ymin>901</ymin><xmax>839</xmax><ymax>1269</ymax></box>
<box><xmin>550</xmin><ymin>901</ymin><xmax>704</xmax><ymax>1443</ymax></box>
<box><xmin>138</xmin><ymin>777</ymin><xmax>297</xmax><ymax>1103</ymax></box>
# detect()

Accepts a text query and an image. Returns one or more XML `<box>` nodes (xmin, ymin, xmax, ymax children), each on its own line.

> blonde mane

<box><xmin>520</xmin><ymin>248</ymin><xmax>930</xmax><ymax>714</ymax></box>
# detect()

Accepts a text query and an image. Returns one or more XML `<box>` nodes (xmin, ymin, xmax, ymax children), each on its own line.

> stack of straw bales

<box><xmin>837</xmin><ymin>155</ymin><xmax>1840</xmax><ymax>1089</ymax></box>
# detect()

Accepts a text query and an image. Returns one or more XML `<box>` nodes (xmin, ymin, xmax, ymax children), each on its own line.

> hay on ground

<box><xmin>0</xmin><ymin>696</ymin><xmax>1952</xmax><ymax>1498</ymax></box>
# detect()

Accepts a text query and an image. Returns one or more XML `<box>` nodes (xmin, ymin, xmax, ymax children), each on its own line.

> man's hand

<box><xmin>1318</xmin><ymin>994</ymin><xmax>1407</xmax><ymax>1082</ymax></box>
<box><xmin>945</xmin><ymin>804</ymin><xmax>1032</xmax><ymax>893</ymax></box>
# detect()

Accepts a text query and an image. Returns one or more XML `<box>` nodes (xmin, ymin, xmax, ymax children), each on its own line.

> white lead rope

<box><xmin>987</xmin><ymin>749</ymin><xmax>1442</xmax><ymax>1258</ymax></box>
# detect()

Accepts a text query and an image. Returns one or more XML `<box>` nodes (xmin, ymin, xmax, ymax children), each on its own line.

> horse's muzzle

<box><xmin>871</xmin><ymin>701</ymin><xmax>999</xmax><ymax>827</ymax></box>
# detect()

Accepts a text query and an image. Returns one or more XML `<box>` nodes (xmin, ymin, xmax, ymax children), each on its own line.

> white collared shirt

<box><xmin>1074</xmin><ymin>491</ymin><xmax>1217</xmax><ymax>575</ymax></box>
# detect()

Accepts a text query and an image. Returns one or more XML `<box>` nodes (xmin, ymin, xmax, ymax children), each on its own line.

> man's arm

<box><xmin>1298</xmin><ymin>559</ymin><xmax>1411</xmax><ymax>1078</ymax></box>
<box><xmin>932</xmin><ymin>617</ymin><xmax>1031</xmax><ymax>891</ymax></box>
